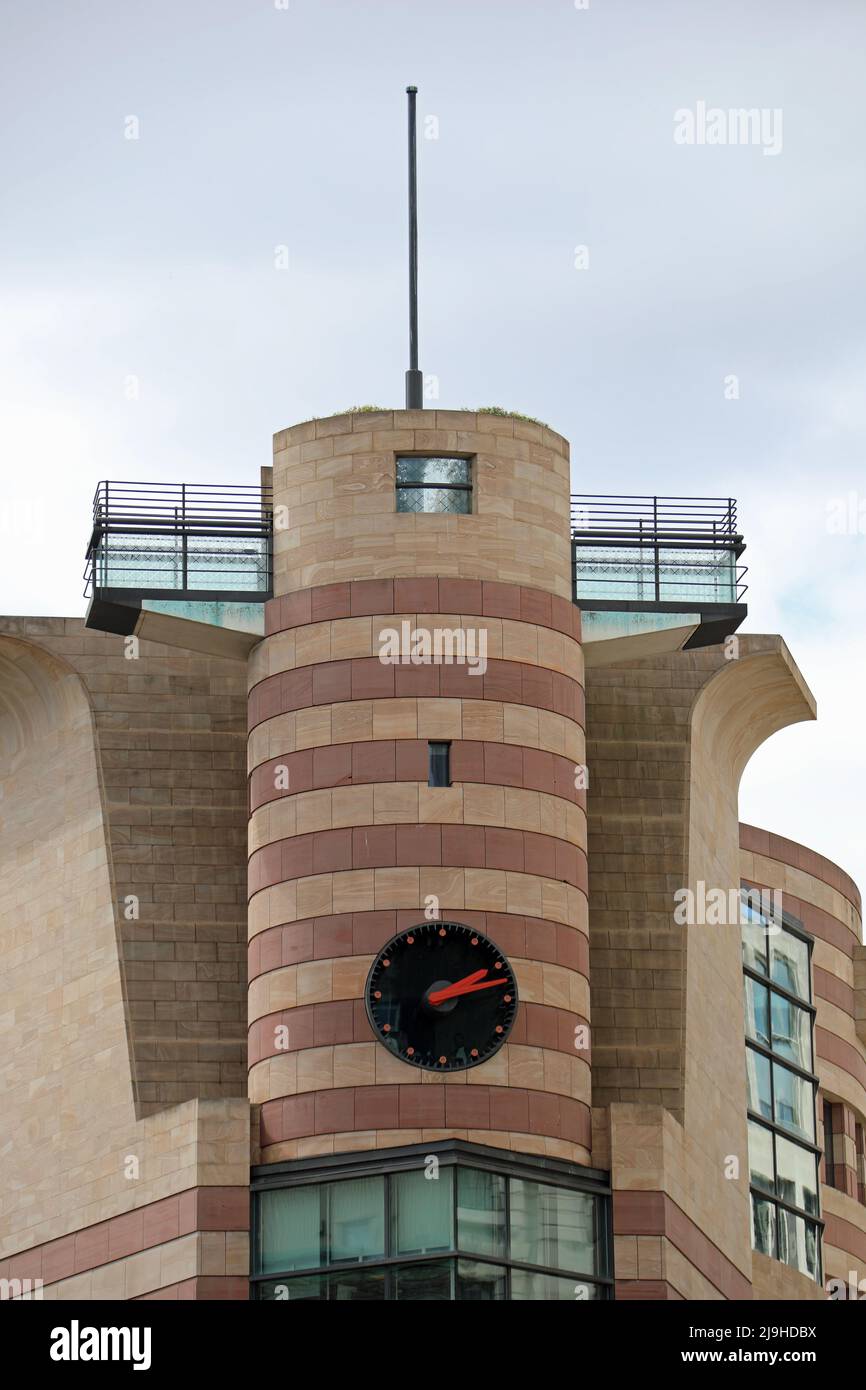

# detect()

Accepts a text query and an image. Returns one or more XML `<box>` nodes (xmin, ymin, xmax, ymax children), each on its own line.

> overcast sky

<box><xmin>2</xmin><ymin>0</ymin><xmax>865</xmax><ymax>897</ymax></box>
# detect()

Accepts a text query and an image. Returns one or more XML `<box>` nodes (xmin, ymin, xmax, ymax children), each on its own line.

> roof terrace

<box><xmin>83</xmin><ymin>480</ymin><xmax>746</xmax><ymax>653</ymax></box>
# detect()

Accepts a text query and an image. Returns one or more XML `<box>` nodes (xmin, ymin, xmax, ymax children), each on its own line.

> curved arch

<box><xmin>0</xmin><ymin>634</ymin><xmax>94</xmax><ymax>767</ymax></box>
<box><xmin>689</xmin><ymin>635</ymin><xmax>816</xmax><ymax>792</ymax></box>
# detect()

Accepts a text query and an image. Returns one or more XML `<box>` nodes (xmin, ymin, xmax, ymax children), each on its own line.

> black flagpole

<box><xmin>405</xmin><ymin>86</ymin><xmax>423</xmax><ymax>409</ymax></box>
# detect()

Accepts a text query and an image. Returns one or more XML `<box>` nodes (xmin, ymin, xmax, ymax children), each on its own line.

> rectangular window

<box><xmin>391</xmin><ymin>1169</ymin><xmax>453</xmax><ymax>1256</ymax></box>
<box><xmin>327</xmin><ymin>1176</ymin><xmax>385</xmax><ymax>1264</ymax></box>
<box><xmin>771</xmin><ymin>930</ymin><xmax>811</xmax><ymax>1002</ymax></box>
<box><xmin>746</xmin><ymin>1049</ymin><xmax>772</xmax><ymax>1120</ymax></box>
<box><xmin>428</xmin><ymin>741</ymin><xmax>451</xmax><ymax>788</ymax></box>
<box><xmin>457</xmin><ymin>1167</ymin><xmax>507</xmax><ymax>1258</ymax></box>
<box><xmin>456</xmin><ymin>1259</ymin><xmax>507</xmax><ymax>1300</ymax></box>
<box><xmin>392</xmin><ymin>1262</ymin><xmax>453</xmax><ymax>1300</ymax></box>
<box><xmin>511</xmin><ymin>1269</ymin><xmax>601</xmax><ymax>1300</ymax></box>
<box><xmin>751</xmin><ymin>1194</ymin><xmax>776</xmax><ymax>1258</ymax></box>
<box><xmin>742</xmin><ymin>914</ymin><xmax>770</xmax><ymax>976</ymax></box>
<box><xmin>396</xmin><ymin>455</ymin><xmax>472</xmax><ymax>514</ymax></box>
<box><xmin>773</xmin><ymin>1061</ymin><xmax>815</xmax><ymax>1143</ymax></box>
<box><xmin>770</xmin><ymin>992</ymin><xmax>812</xmax><ymax>1070</ymax></box>
<box><xmin>776</xmin><ymin>1132</ymin><xmax>819</xmax><ymax>1215</ymax></box>
<box><xmin>257</xmin><ymin>1186</ymin><xmax>321</xmax><ymax>1274</ymax></box>
<box><xmin>778</xmin><ymin>1208</ymin><xmax>820</xmax><ymax>1281</ymax></box>
<box><xmin>744</xmin><ymin>976</ymin><xmax>770</xmax><ymax>1047</ymax></box>
<box><xmin>747</xmin><ymin>1119</ymin><xmax>775</xmax><ymax>1194</ymax></box>
<box><xmin>509</xmin><ymin>1180</ymin><xmax>598</xmax><ymax>1277</ymax></box>
<box><xmin>823</xmin><ymin>1100</ymin><xmax>838</xmax><ymax>1188</ymax></box>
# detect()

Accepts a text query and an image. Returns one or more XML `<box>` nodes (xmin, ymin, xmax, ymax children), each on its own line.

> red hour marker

<box><xmin>438</xmin><ymin>1055</ymin><xmax>447</xmax><ymax>1064</ymax></box>
<box><xmin>406</xmin><ymin>1047</ymin><xmax>415</xmax><ymax>1057</ymax></box>
<box><xmin>470</xmin><ymin>1048</ymin><xmax>479</xmax><ymax>1058</ymax></box>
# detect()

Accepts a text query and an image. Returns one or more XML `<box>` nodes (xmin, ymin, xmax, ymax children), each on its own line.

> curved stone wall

<box><xmin>248</xmin><ymin>412</ymin><xmax>590</xmax><ymax>1163</ymax></box>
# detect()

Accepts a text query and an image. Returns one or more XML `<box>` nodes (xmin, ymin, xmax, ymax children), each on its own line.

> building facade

<box><xmin>1</xmin><ymin>409</ymin><xmax>864</xmax><ymax>1300</ymax></box>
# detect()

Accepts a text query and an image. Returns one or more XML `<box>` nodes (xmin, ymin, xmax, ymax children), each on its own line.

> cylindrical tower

<box><xmin>247</xmin><ymin>409</ymin><xmax>589</xmax><ymax>1164</ymax></box>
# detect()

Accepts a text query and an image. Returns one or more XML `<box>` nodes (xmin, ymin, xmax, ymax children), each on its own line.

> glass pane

<box><xmin>257</xmin><ymin>1274</ymin><xmax>326</xmax><ymax>1300</ymax></box>
<box><xmin>773</xmin><ymin>1063</ymin><xmax>815</xmax><ymax>1142</ymax></box>
<box><xmin>778</xmin><ymin>1208</ymin><xmax>820</xmax><ymax>1280</ymax></box>
<box><xmin>391</xmin><ymin>1168</ymin><xmax>454</xmax><ymax>1256</ymax></box>
<box><xmin>744</xmin><ymin>978</ymin><xmax>770</xmax><ymax>1047</ymax></box>
<box><xmin>101</xmin><ymin>532</ymin><xmax>182</xmax><ymax>588</ymax></box>
<box><xmin>327</xmin><ymin>1268</ymin><xmax>387</xmax><ymax>1301</ymax></box>
<box><xmin>750</xmin><ymin>1195</ymin><xmax>775</xmax><ymax>1258</ymax></box>
<box><xmin>804</xmin><ymin>1220</ymin><xmax>821</xmax><ymax>1282</ymax></box>
<box><xmin>823</xmin><ymin>1101</ymin><xmax>836</xmax><ymax>1176</ymax></box>
<box><xmin>741</xmin><ymin>908</ymin><xmax>769</xmax><ymax>976</ymax></box>
<box><xmin>656</xmin><ymin>547</ymin><xmax>737</xmax><ymax>603</ymax></box>
<box><xmin>393</xmin><ymin>1261</ymin><xmax>453</xmax><ymax>1300</ymax></box>
<box><xmin>771</xmin><ymin>993</ymin><xmax>812</xmax><ymax>1070</ymax></box>
<box><xmin>396</xmin><ymin>456</ymin><xmax>471</xmax><ymax>486</ymax></box>
<box><xmin>775</xmin><ymin>1134</ymin><xmax>820</xmax><ymax>1216</ymax></box>
<box><xmin>748</xmin><ymin>1120</ymin><xmax>775</xmax><ymax>1194</ymax></box>
<box><xmin>260</xmin><ymin>1269</ymin><xmax>386</xmax><ymax>1301</ymax></box>
<box><xmin>97</xmin><ymin>530</ymin><xmax>269</xmax><ymax>593</ymax></box>
<box><xmin>396</xmin><ymin>485</ymin><xmax>471</xmax><ymax>515</ymax></box>
<box><xmin>771</xmin><ymin>930</ymin><xmax>810</xmax><ymax>1001</ymax></box>
<box><xmin>186</xmin><ymin>534</ymin><xmax>269</xmax><ymax>591</ymax></box>
<box><xmin>257</xmin><ymin>1186</ymin><xmax>321</xmax><ymax>1273</ymax></box>
<box><xmin>746</xmin><ymin>1048</ymin><xmax>772</xmax><ymax>1120</ymax></box>
<box><xmin>457</xmin><ymin>1168</ymin><xmax>507</xmax><ymax>1258</ymax></box>
<box><xmin>428</xmin><ymin>742</ymin><xmax>451</xmax><ymax>789</ymax></box>
<box><xmin>509</xmin><ymin>1179</ymin><xmax>597</xmax><ymax>1276</ymax></box>
<box><xmin>572</xmin><ymin>544</ymin><xmax>655</xmax><ymax>602</ymax></box>
<box><xmin>327</xmin><ymin>1177</ymin><xmax>384</xmax><ymax>1264</ymax></box>
<box><xmin>456</xmin><ymin>1259</ymin><xmax>507</xmax><ymax>1300</ymax></box>
<box><xmin>511</xmin><ymin>1270</ymin><xmax>601</xmax><ymax>1300</ymax></box>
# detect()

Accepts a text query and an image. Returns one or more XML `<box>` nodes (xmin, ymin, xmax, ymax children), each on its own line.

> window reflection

<box><xmin>741</xmin><ymin>907</ymin><xmax>820</xmax><ymax>1283</ymax></box>
<box><xmin>254</xmin><ymin>1160</ymin><xmax>610</xmax><ymax>1300</ymax></box>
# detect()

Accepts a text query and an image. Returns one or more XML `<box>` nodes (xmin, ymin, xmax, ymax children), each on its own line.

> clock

<box><xmin>364</xmin><ymin>920</ymin><xmax>518</xmax><ymax>1072</ymax></box>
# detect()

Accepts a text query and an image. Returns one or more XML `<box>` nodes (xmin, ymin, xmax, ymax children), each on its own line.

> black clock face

<box><xmin>365</xmin><ymin>921</ymin><xmax>518</xmax><ymax>1072</ymax></box>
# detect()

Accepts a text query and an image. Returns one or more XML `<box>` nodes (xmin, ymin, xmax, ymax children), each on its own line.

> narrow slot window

<box><xmin>428</xmin><ymin>741</ymin><xmax>451</xmax><ymax>788</ymax></box>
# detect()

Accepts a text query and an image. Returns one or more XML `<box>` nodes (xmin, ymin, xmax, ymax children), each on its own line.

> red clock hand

<box><xmin>430</xmin><ymin>968</ymin><xmax>486</xmax><ymax>997</ymax></box>
<box><xmin>428</xmin><ymin>975</ymin><xmax>508</xmax><ymax>1006</ymax></box>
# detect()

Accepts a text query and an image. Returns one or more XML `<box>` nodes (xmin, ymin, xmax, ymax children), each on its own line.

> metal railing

<box><xmin>84</xmin><ymin>481</ymin><xmax>273</xmax><ymax>599</ymax></box>
<box><xmin>571</xmin><ymin>494</ymin><xmax>747</xmax><ymax>606</ymax></box>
